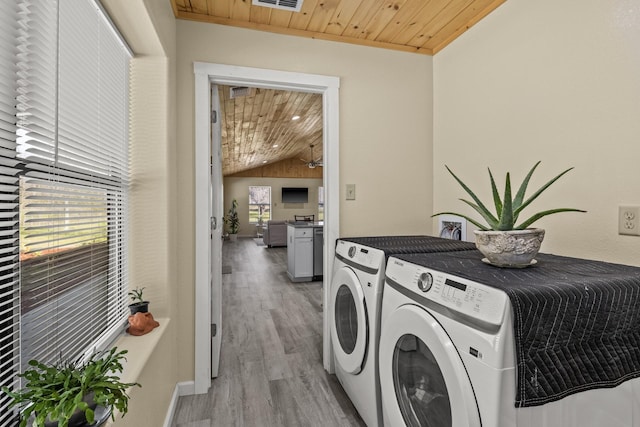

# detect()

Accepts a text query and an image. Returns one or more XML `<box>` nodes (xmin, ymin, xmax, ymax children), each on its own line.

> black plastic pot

<box><xmin>44</xmin><ymin>406</ymin><xmax>94</xmax><ymax>427</ymax></box>
<box><xmin>128</xmin><ymin>301</ymin><xmax>149</xmax><ymax>315</ymax></box>
<box><xmin>42</xmin><ymin>406</ymin><xmax>111</xmax><ymax>427</ymax></box>
<box><xmin>42</xmin><ymin>393</ymin><xmax>110</xmax><ymax>427</ymax></box>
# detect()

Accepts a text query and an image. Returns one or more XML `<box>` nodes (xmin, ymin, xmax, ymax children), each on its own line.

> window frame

<box><xmin>0</xmin><ymin>3</ymin><xmax>131</xmax><ymax>421</ymax></box>
<box><xmin>248</xmin><ymin>185</ymin><xmax>272</xmax><ymax>224</ymax></box>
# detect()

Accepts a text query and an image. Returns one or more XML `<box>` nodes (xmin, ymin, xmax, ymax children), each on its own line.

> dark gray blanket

<box><xmin>339</xmin><ymin>236</ymin><xmax>476</xmax><ymax>260</ymax></box>
<box><xmin>394</xmin><ymin>251</ymin><xmax>640</xmax><ymax>407</ymax></box>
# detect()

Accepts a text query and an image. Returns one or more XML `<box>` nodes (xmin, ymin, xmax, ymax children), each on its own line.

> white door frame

<box><xmin>193</xmin><ymin>62</ymin><xmax>340</xmax><ymax>394</ymax></box>
<box><xmin>209</xmin><ymin>84</ymin><xmax>223</xmax><ymax>378</ymax></box>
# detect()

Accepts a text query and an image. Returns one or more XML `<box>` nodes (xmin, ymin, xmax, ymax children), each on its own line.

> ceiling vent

<box><xmin>229</xmin><ymin>86</ymin><xmax>252</xmax><ymax>99</ymax></box>
<box><xmin>252</xmin><ymin>0</ymin><xmax>303</xmax><ymax>13</ymax></box>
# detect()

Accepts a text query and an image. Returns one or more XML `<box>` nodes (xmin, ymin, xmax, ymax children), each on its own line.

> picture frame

<box><xmin>438</xmin><ymin>214</ymin><xmax>467</xmax><ymax>241</ymax></box>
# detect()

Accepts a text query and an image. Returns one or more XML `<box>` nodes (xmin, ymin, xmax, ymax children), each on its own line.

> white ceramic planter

<box><xmin>474</xmin><ymin>228</ymin><xmax>545</xmax><ymax>268</ymax></box>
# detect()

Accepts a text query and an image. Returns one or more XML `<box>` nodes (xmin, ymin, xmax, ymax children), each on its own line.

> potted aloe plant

<box><xmin>433</xmin><ymin>161</ymin><xmax>586</xmax><ymax>267</ymax></box>
<box><xmin>2</xmin><ymin>347</ymin><xmax>140</xmax><ymax>427</ymax></box>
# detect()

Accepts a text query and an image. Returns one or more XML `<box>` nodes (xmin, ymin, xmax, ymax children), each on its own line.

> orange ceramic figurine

<box><xmin>127</xmin><ymin>312</ymin><xmax>160</xmax><ymax>336</ymax></box>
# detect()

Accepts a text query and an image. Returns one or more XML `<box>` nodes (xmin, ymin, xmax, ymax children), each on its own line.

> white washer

<box><xmin>330</xmin><ymin>236</ymin><xmax>476</xmax><ymax>427</ymax></box>
<box><xmin>379</xmin><ymin>253</ymin><xmax>640</xmax><ymax>427</ymax></box>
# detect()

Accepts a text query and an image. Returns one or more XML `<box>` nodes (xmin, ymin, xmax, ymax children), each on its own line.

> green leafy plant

<box><xmin>128</xmin><ymin>286</ymin><xmax>146</xmax><ymax>305</ymax></box>
<box><xmin>224</xmin><ymin>199</ymin><xmax>240</xmax><ymax>234</ymax></box>
<box><xmin>433</xmin><ymin>161</ymin><xmax>586</xmax><ymax>231</ymax></box>
<box><xmin>2</xmin><ymin>347</ymin><xmax>140</xmax><ymax>427</ymax></box>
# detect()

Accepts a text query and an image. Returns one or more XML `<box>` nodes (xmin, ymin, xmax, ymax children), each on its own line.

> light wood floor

<box><xmin>171</xmin><ymin>238</ymin><xmax>366</xmax><ymax>427</ymax></box>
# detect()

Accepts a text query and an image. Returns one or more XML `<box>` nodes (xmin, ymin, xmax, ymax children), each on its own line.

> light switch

<box><xmin>346</xmin><ymin>184</ymin><xmax>356</xmax><ymax>200</ymax></box>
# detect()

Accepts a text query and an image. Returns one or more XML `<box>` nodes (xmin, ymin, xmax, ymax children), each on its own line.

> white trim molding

<box><xmin>163</xmin><ymin>381</ymin><xmax>195</xmax><ymax>427</ymax></box>
<box><xmin>193</xmin><ymin>62</ymin><xmax>340</xmax><ymax>394</ymax></box>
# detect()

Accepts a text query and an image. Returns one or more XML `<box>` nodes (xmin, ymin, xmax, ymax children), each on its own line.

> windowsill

<box><xmin>102</xmin><ymin>318</ymin><xmax>170</xmax><ymax>426</ymax></box>
<box><xmin>112</xmin><ymin>317</ymin><xmax>170</xmax><ymax>385</ymax></box>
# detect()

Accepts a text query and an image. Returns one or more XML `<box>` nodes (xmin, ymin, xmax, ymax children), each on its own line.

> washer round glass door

<box><xmin>379</xmin><ymin>304</ymin><xmax>481</xmax><ymax>427</ymax></box>
<box><xmin>330</xmin><ymin>266</ymin><xmax>368</xmax><ymax>374</ymax></box>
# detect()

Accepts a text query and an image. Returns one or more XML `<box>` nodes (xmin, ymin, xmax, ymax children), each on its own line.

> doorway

<box><xmin>216</xmin><ymin>84</ymin><xmax>324</xmax><ymax>237</ymax></box>
<box><xmin>194</xmin><ymin>62</ymin><xmax>340</xmax><ymax>394</ymax></box>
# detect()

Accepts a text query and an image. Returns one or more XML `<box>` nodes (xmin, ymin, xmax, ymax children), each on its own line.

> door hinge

<box><xmin>210</xmin><ymin>216</ymin><xmax>216</xmax><ymax>239</ymax></box>
<box><xmin>211</xmin><ymin>110</ymin><xmax>217</xmax><ymax>124</ymax></box>
<box><xmin>211</xmin><ymin>324</ymin><xmax>217</xmax><ymax>337</ymax></box>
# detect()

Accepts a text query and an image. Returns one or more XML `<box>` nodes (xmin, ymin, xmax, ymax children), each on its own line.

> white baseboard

<box><xmin>163</xmin><ymin>381</ymin><xmax>195</xmax><ymax>427</ymax></box>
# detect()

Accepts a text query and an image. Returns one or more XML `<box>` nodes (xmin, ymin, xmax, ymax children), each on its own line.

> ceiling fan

<box><xmin>301</xmin><ymin>144</ymin><xmax>323</xmax><ymax>168</ymax></box>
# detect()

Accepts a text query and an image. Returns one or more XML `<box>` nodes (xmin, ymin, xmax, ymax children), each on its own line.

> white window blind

<box><xmin>14</xmin><ymin>0</ymin><xmax>130</xmax><ymax>386</ymax></box>
<box><xmin>0</xmin><ymin>1</ymin><xmax>21</xmax><ymax>425</ymax></box>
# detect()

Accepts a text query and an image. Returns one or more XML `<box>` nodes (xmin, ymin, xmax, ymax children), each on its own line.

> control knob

<box><xmin>417</xmin><ymin>272</ymin><xmax>433</xmax><ymax>292</ymax></box>
<box><xmin>348</xmin><ymin>246</ymin><xmax>357</xmax><ymax>258</ymax></box>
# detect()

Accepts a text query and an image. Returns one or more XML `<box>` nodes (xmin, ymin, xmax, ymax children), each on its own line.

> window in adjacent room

<box><xmin>249</xmin><ymin>186</ymin><xmax>271</xmax><ymax>223</ymax></box>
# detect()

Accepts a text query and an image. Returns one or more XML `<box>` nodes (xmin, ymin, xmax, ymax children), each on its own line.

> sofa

<box><xmin>263</xmin><ymin>220</ymin><xmax>288</xmax><ymax>247</ymax></box>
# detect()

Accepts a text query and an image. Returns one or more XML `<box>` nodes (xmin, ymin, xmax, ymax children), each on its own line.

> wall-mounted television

<box><xmin>281</xmin><ymin>187</ymin><xmax>308</xmax><ymax>203</ymax></box>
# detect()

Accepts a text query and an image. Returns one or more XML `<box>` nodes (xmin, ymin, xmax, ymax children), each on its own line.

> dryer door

<box><xmin>330</xmin><ymin>266</ymin><xmax>368</xmax><ymax>374</ymax></box>
<box><xmin>379</xmin><ymin>304</ymin><xmax>481</xmax><ymax>427</ymax></box>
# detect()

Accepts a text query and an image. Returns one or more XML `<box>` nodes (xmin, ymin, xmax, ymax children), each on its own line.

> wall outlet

<box><xmin>619</xmin><ymin>206</ymin><xmax>640</xmax><ymax>236</ymax></box>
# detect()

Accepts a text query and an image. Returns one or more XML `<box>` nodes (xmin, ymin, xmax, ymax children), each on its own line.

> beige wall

<box><xmin>117</xmin><ymin>56</ymin><xmax>177</xmax><ymax>427</ymax></box>
<box><xmin>102</xmin><ymin>0</ymin><xmax>179</xmax><ymax>425</ymax></box>
<box><xmin>224</xmin><ymin>177</ymin><xmax>323</xmax><ymax>236</ymax></box>
<box><xmin>433</xmin><ymin>0</ymin><xmax>640</xmax><ymax>266</ymax></box>
<box><xmin>176</xmin><ymin>21</ymin><xmax>434</xmax><ymax>381</ymax></box>
<box><xmin>99</xmin><ymin>0</ymin><xmax>640</xmax><ymax>420</ymax></box>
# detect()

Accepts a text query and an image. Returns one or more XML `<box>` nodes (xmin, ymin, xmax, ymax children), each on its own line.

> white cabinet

<box><xmin>287</xmin><ymin>225</ymin><xmax>314</xmax><ymax>282</ymax></box>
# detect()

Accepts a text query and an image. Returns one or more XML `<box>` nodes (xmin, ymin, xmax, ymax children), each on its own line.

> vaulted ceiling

<box><xmin>172</xmin><ymin>0</ymin><xmax>507</xmax><ymax>176</ymax></box>
<box><xmin>218</xmin><ymin>85</ymin><xmax>323</xmax><ymax>176</ymax></box>
<box><xmin>171</xmin><ymin>0</ymin><xmax>506</xmax><ymax>55</ymax></box>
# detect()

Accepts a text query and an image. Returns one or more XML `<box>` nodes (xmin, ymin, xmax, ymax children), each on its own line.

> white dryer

<box><xmin>379</xmin><ymin>251</ymin><xmax>640</xmax><ymax>427</ymax></box>
<box><xmin>330</xmin><ymin>236</ymin><xmax>476</xmax><ymax>427</ymax></box>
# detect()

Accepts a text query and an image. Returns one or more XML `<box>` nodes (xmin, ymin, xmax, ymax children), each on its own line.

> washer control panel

<box><xmin>386</xmin><ymin>257</ymin><xmax>508</xmax><ymax>328</ymax></box>
<box><xmin>335</xmin><ymin>240</ymin><xmax>385</xmax><ymax>272</ymax></box>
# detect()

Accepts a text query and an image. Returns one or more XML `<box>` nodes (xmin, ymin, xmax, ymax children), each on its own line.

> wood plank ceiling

<box><xmin>170</xmin><ymin>0</ymin><xmax>506</xmax><ymax>55</ymax></box>
<box><xmin>173</xmin><ymin>0</ymin><xmax>507</xmax><ymax>176</ymax></box>
<box><xmin>218</xmin><ymin>85</ymin><xmax>323</xmax><ymax>176</ymax></box>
